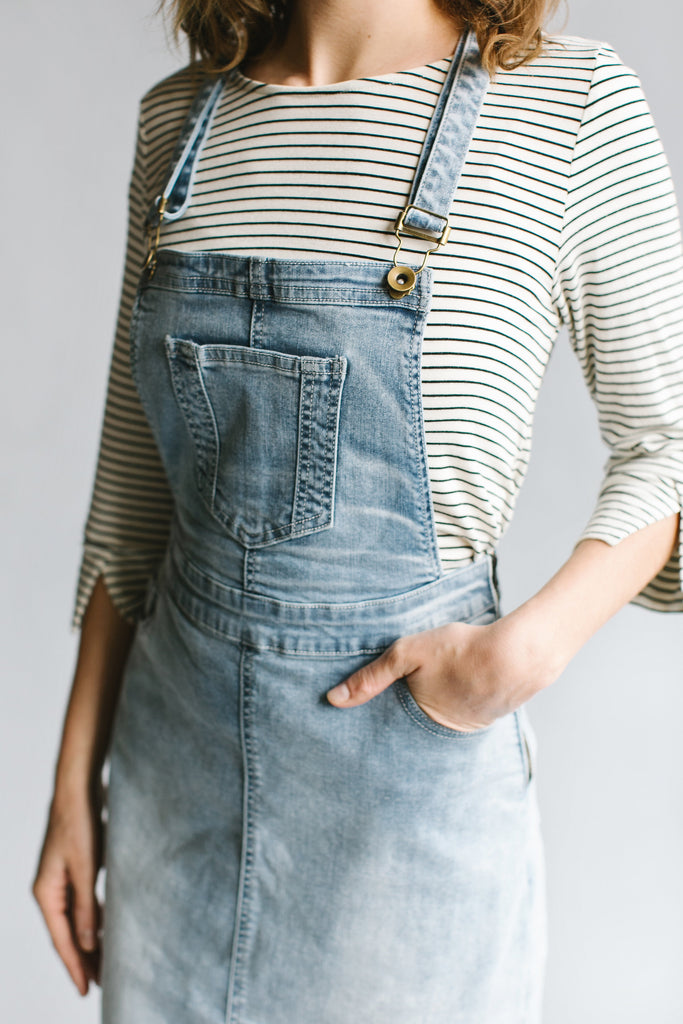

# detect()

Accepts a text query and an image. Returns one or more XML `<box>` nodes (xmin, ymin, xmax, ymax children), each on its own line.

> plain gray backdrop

<box><xmin>2</xmin><ymin>1</ymin><xmax>682</xmax><ymax>1021</ymax></box>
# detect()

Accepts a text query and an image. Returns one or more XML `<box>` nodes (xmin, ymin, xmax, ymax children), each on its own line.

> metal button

<box><xmin>387</xmin><ymin>264</ymin><xmax>417</xmax><ymax>299</ymax></box>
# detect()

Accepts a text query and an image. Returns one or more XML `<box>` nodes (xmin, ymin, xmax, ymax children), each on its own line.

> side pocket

<box><xmin>393</xmin><ymin>598</ymin><xmax>500</xmax><ymax>739</ymax></box>
<box><xmin>394</xmin><ymin>678</ymin><xmax>497</xmax><ymax>739</ymax></box>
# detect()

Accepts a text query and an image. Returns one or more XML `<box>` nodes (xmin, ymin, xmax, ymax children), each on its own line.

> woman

<box><xmin>32</xmin><ymin>1</ymin><xmax>683</xmax><ymax>1022</ymax></box>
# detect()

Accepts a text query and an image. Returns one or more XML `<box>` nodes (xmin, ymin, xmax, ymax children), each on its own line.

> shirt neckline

<box><xmin>230</xmin><ymin>55</ymin><xmax>452</xmax><ymax>93</ymax></box>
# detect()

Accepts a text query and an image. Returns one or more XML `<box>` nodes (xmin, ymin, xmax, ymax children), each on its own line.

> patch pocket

<box><xmin>165</xmin><ymin>337</ymin><xmax>347</xmax><ymax>547</ymax></box>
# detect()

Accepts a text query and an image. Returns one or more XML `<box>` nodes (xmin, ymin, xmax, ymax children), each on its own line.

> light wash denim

<box><xmin>101</xmin><ymin>29</ymin><xmax>546</xmax><ymax>1024</ymax></box>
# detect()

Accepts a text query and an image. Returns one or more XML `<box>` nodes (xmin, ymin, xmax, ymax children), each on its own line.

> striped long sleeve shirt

<box><xmin>71</xmin><ymin>34</ymin><xmax>683</xmax><ymax>629</ymax></box>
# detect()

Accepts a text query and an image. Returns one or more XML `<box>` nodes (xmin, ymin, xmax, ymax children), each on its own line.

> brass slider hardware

<box><xmin>144</xmin><ymin>195</ymin><xmax>168</xmax><ymax>276</ymax></box>
<box><xmin>387</xmin><ymin>204</ymin><xmax>452</xmax><ymax>299</ymax></box>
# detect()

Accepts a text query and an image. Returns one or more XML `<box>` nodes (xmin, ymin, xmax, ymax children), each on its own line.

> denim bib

<box><xmin>102</xmin><ymin>31</ymin><xmax>546</xmax><ymax>1024</ymax></box>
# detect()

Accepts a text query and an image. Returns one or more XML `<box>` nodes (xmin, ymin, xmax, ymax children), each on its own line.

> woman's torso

<box><xmin>74</xmin><ymin>33</ymin><xmax>681</xmax><ymax>626</ymax></box>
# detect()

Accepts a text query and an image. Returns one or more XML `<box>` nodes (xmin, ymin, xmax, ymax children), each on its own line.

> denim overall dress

<box><xmin>101</xmin><ymin>31</ymin><xmax>546</xmax><ymax>1024</ymax></box>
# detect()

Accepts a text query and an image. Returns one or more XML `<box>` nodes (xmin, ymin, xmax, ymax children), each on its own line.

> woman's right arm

<box><xmin>31</xmin><ymin>576</ymin><xmax>135</xmax><ymax>996</ymax></box>
<box><xmin>30</xmin><ymin>84</ymin><xmax>178</xmax><ymax>994</ymax></box>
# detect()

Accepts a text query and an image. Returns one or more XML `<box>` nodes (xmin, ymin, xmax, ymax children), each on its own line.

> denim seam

<box><xmin>513</xmin><ymin>709</ymin><xmax>532</xmax><ymax>789</ymax></box>
<box><xmin>325</xmin><ymin>360</ymin><xmax>346</xmax><ymax>532</ymax></box>
<box><xmin>193</xmin><ymin>355</ymin><xmax>339</xmax><ymax>376</ymax></box>
<box><xmin>156</xmin><ymin>256</ymin><xmax>411</xmax><ymax>270</ymax></box>
<box><xmin>250</xmin><ymin>298</ymin><xmax>263</xmax><ymax>349</ymax></box>
<box><xmin>175</xmin><ymin>562</ymin><xmax>492</xmax><ymax>613</ymax></box>
<box><xmin>192</xmin><ymin>344</ymin><xmax>221</xmax><ymax>507</ymax></box>
<box><xmin>242</xmin><ymin>515</ymin><xmax>339</xmax><ymax>549</ymax></box>
<box><xmin>171</xmin><ymin>540</ymin><xmax>493</xmax><ymax>612</ymax></box>
<box><xmin>128</xmin><ymin>288</ymin><xmax>143</xmax><ymax>391</ymax></box>
<box><xmin>233</xmin><ymin>510</ymin><xmax>336</xmax><ymax>546</ymax></box>
<box><xmin>289</xmin><ymin>368</ymin><xmax>341</xmax><ymax>533</ymax></box>
<box><xmin>293</xmin><ymin>370</ymin><xmax>314</xmax><ymax>523</ymax></box>
<box><xmin>322</xmin><ymin>373</ymin><xmax>335</xmax><ymax>523</ymax></box>
<box><xmin>408</xmin><ymin>307</ymin><xmax>441</xmax><ymax>576</ymax></box>
<box><xmin>226</xmin><ymin>646</ymin><xmax>258</xmax><ymax>1023</ymax></box>
<box><xmin>167</xmin><ymin>588</ymin><xmax>392</xmax><ymax>655</ymax></box>
<box><xmin>314</xmin><ymin>364</ymin><xmax>343</xmax><ymax>532</ymax></box>
<box><xmin>166</xmin><ymin>579</ymin><xmax>497</xmax><ymax>656</ymax></box>
<box><xmin>394</xmin><ymin>682</ymin><xmax>489</xmax><ymax>740</ymax></box>
<box><xmin>167</xmin><ymin>344</ymin><xmax>221</xmax><ymax>507</ymax></box>
<box><xmin>143</xmin><ymin>279</ymin><xmax>424</xmax><ymax>306</ymax></box>
<box><xmin>244</xmin><ymin>549</ymin><xmax>254</xmax><ymax>593</ymax></box>
<box><xmin>486</xmin><ymin>554</ymin><xmax>502</xmax><ymax>618</ymax></box>
<box><xmin>524</xmin><ymin>731</ymin><xmax>534</xmax><ymax>784</ymax></box>
<box><xmin>256</xmin><ymin>515</ymin><xmax>333</xmax><ymax>542</ymax></box>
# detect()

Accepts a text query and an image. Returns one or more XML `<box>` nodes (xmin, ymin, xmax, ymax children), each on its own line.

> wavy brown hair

<box><xmin>162</xmin><ymin>0</ymin><xmax>564</xmax><ymax>77</ymax></box>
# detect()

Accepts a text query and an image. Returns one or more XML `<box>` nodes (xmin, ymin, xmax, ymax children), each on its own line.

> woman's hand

<box><xmin>31</xmin><ymin>575</ymin><xmax>136</xmax><ymax>996</ymax></box>
<box><xmin>327</xmin><ymin>516</ymin><xmax>681</xmax><ymax>729</ymax></box>
<box><xmin>327</xmin><ymin>613</ymin><xmax>556</xmax><ymax>731</ymax></box>
<box><xmin>32</xmin><ymin>782</ymin><xmax>104</xmax><ymax>996</ymax></box>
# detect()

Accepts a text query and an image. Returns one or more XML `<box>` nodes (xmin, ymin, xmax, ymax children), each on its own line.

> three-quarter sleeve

<box><xmin>554</xmin><ymin>46</ymin><xmax>683</xmax><ymax>612</ymax></box>
<box><xmin>71</xmin><ymin>108</ymin><xmax>174</xmax><ymax>631</ymax></box>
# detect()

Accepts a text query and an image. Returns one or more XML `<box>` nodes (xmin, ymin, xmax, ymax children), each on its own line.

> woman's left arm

<box><xmin>329</xmin><ymin>47</ymin><xmax>683</xmax><ymax>728</ymax></box>
<box><xmin>327</xmin><ymin>512</ymin><xmax>678</xmax><ymax>730</ymax></box>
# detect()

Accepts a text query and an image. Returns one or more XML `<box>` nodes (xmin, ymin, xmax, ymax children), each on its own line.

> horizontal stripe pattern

<box><xmin>72</xmin><ymin>34</ymin><xmax>683</xmax><ymax>629</ymax></box>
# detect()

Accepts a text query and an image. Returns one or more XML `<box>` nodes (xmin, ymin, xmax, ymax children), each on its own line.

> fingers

<box><xmin>74</xmin><ymin>888</ymin><xmax>102</xmax><ymax>991</ymax></box>
<box><xmin>70</xmin><ymin>851</ymin><xmax>99</xmax><ymax>955</ymax></box>
<box><xmin>31</xmin><ymin>806</ymin><xmax>102</xmax><ymax>991</ymax></box>
<box><xmin>327</xmin><ymin>636</ymin><xmax>420</xmax><ymax>708</ymax></box>
<box><xmin>32</xmin><ymin>861</ymin><xmax>91</xmax><ymax>996</ymax></box>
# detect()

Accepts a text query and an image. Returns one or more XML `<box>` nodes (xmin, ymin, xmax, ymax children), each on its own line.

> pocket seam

<box><xmin>513</xmin><ymin>709</ymin><xmax>534</xmax><ymax>788</ymax></box>
<box><xmin>164</xmin><ymin>335</ymin><xmax>346</xmax><ymax>548</ymax></box>
<box><xmin>523</xmin><ymin>730</ymin><xmax>534</xmax><ymax>784</ymax></box>
<box><xmin>394</xmin><ymin>679</ymin><xmax>495</xmax><ymax>740</ymax></box>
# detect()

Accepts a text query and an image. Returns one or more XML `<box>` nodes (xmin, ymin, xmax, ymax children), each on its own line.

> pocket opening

<box><xmin>394</xmin><ymin>679</ymin><xmax>496</xmax><ymax>740</ymax></box>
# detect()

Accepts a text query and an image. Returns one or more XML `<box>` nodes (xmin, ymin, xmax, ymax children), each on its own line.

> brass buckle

<box><xmin>387</xmin><ymin>204</ymin><xmax>451</xmax><ymax>298</ymax></box>
<box><xmin>144</xmin><ymin>195</ymin><xmax>168</xmax><ymax>276</ymax></box>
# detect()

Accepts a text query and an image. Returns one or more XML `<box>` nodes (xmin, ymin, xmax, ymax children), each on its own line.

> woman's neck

<box><xmin>241</xmin><ymin>0</ymin><xmax>462</xmax><ymax>87</ymax></box>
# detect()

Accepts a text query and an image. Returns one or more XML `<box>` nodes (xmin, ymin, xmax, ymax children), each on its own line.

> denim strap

<box><xmin>145</xmin><ymin>28</ymin><xmax>488</xmax><ymax>240</ymax></box>
<box><xmin>145</xmin><ymin>75</ymin><xmax>225</xmax><ymax>232</ymax></box>
<box><xmin>401</xmin><ymin>29</ymin><xmax>489</xmax><ymax>240</ymax></box>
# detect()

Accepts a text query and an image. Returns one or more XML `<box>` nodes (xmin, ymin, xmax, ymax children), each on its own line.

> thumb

<box><xmin>327</xmin><ymin>638</ymin><xmax>417</xmax><ymax>708</ymax></box>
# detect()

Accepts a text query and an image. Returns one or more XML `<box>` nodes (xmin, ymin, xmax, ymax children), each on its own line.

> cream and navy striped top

<box><xmin>71</xmin><ymin>34</ymin><xmax>683</xmax><ymax>629</ymax></box>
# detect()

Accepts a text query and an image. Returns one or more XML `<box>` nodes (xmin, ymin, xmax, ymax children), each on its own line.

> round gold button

<box><xmin>387</xmin><ymin>264</ymin><xmax>417</xmax><ymax>299</ymax></box>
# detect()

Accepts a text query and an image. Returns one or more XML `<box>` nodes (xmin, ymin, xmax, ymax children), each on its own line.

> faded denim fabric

<box><xmin>101</xmin><ymin>29</ymin><xmax>546</xmax><ymax>1024</ymax></box>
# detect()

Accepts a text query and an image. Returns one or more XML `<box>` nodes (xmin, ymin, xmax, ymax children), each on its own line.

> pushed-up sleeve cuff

<box><xmin>575</xmin><ymin>471</ymin><xmax>683</xmax><ymax>612</ymax></box>
<box><xmin>71</xmin><ymin>541</ymin><xmax>167</xmax><ymax>632</ymax></box>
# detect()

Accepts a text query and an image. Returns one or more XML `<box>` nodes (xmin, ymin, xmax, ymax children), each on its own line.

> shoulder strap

<box><xmin>145</xmin><ymin>74</ymin><xmax>225</xmax><ymax>232</ymax></box>
<box><xmin>399</xmin><ymin>28</ymin><xmax>489</xmax><ymax>244</ymax></box>
<box><xmin>143</xmin><ymin>30</ymin><xmax>488</xmax><ymax>277</ymax></box>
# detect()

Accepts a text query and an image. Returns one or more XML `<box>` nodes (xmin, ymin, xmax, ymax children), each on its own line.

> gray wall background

<box><xmin>2</xmin><ymin>1</ymin><xmax>681</xmax><ymax>1020</ymax></box>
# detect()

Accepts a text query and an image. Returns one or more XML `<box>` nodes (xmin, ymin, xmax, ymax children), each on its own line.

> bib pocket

<box><xmin>165</xmin><ymin>337</ymin><xmax>347</xmax><ymax>547</ymax></box>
